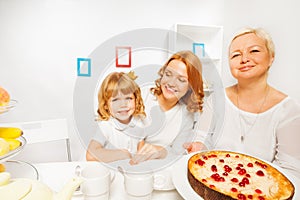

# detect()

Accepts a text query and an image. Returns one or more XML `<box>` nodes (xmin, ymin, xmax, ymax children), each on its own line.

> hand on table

<box><xmin>129</xmin><ymin>141</ymin><xmax>167</xmax><ymax>165</ymax></box>
<box><xmin>183</xmin><ymin>142</ymin><xmax>206</xmax><ymax>153</ymax></box>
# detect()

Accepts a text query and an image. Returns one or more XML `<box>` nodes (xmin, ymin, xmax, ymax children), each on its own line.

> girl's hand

<box><xmin>183</xmin><ymin>142</ymin><xmax>206</xmax><ymax>153</ymax></box>
<box><xmin>129</xmin><ymin>142</ymin><xmax>167</xmax><ymax>165</ymax></box>
<box><xmin>137</xmin><ymin>140</ymin><xmax>145</xmax><ymax>151</ymax></box>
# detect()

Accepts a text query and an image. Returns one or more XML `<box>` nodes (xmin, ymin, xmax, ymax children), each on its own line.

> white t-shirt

<box><xmin>141</xmin><ymin>88</ymin><xmax>196</xmax><ymax>154</ymax></box>
<box><xmin>206</xmin><ymin>95</ymin><xmax>300</xmax><ymax>178</ymax></box>
<box><xmin>93</xmin><ymin>117</ymin><xmax>146</xmax><ymax>154</ymax></box>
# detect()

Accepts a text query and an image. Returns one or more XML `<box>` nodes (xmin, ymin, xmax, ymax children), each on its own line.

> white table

<box><xmin>34</xmin><ymin>161</ymin><xmax>184</xmax><ymax>200</ymax></box>
<box><xmin>17</xmin><ymin>154</ymin><xmax>300</xmax><ymax>200</ymax></box>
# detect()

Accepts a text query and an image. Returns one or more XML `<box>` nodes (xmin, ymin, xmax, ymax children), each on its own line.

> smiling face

<box><xmin>108</xmin><ymin>92</ymin><xmax>135</xmax><ymax>124</ymax></box>
<box><xmin>160</xmin><ymin>59</ymin><xmax>189</xmax><ymax>103</ymax></box>
<box><xmin>229</xmin><ymin>33</ymin><xmax>274</xmax><ymax>81</ymax></box>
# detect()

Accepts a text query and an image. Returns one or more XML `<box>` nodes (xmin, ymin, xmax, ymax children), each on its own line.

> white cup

<box><xmin>81</xmin><ymin>162</ymin><xmax>114</xmax><ymax>200</ymax></box>
<box><xmin>154</xmin><ymin>167</ymin><xmax>175</xmax><ymax>190</ymax></box>
<box><xmin>124</xmin><ymin>173</ymin><xmax>153</xmax><ymax>200</ymax></box>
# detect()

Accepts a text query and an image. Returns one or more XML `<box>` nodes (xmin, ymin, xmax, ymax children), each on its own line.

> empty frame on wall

<box><xmin>193</xmin><ymin>43</ymin><xmax>205</xmax><ymax>58</ymax></box>
<box><xmin>115</xmin><ymin>46</ymin><xmax>132</xmax><ymax>67</ymax></box>
<box><xmin>77</xmin><ymin>58</ymin><xmax>91</xmax><ymax>77</ymax></box>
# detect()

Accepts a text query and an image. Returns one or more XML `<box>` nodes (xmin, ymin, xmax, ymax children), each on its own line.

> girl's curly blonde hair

<box><xmin>97</xmin><ymin>71</ymin><xmax>145</xmax><ymax>120</ymax></box>
<box><xmin>151</xmin><ymin>50</ymin><xmax>204</xmax><ymax>113</ymax></box>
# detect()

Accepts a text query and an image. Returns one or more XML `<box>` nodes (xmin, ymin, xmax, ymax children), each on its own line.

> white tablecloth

<box><xmin>34</xmin><ymin>161</ymin><xmax>184</xmax><ymax>200</ymax></box>
<box><xmin>12</xmin><ymin>154</ymin><xmax>300</xmax><ymax>200</ymax></box>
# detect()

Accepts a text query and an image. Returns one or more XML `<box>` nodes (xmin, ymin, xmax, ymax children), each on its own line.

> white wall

<box><xmin>1</xmin><ymin>0</ymin><xmax>299</xmax><ymax>160</ymax></box>
<box><xmin>222</xmin><ymin>0</ymin><xmax>300</xmax><ymax>100</ymax></box>
<box><xmin>0</xmin><ymin>0</ymin><xmax>224</xmax><ymax>160</ymax></box>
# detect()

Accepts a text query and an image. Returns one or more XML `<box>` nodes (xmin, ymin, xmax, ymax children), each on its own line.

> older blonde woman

<box><xmin>188</xmin><ymin>27</ymin><xmax>300</xmax><ymax>179</ymax></box>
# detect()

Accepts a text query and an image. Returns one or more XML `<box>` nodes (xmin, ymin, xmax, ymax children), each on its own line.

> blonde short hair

<box><xmin>97</xmin><ymin>72</ymin><xmax>145</xmax><ymax>120</ymax></box>
<box><xmin>229</xmin><ymin>27</ymin><xmax>275</xmax><ymax>58</ymax></box>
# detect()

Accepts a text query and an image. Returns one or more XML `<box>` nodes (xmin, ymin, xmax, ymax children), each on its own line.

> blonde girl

<box><xmin>86</xmin><ymin>71</ymin><xmax>146</xmax><ymax>163</ymax></box>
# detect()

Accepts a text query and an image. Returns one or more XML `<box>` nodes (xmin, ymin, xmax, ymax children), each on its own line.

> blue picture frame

<box><xmin>192</xmin><ymin>43</ymin><xmax>205</xmax><ymax>58</ymax></box>
<box><xmin>77</xmin><ymin>58</ymin><xmax>91</xmax><ymax>77</ymax></box>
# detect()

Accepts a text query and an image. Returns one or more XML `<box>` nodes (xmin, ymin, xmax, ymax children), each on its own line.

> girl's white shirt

<box><xmin>93</xmin><ymin>116</ymin><xmax>146</xmax><ymax>154</ymax></box>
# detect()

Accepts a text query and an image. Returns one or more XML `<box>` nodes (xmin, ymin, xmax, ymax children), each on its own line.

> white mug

<box><xmin>124</xmin><ymin>172</ymin><xmax>153</xmax><ymax>200</ymax></box>
<box><xmin>81</xmin><ymin>162</ymin><xmax>114</xmax><ymax>200</ymax></box>
<box><xmin>153</xmin><ymin>166</ymin><xmax>175</xmax><ymax>190</ymax></box>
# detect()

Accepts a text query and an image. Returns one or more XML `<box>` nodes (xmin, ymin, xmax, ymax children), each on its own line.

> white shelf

<box><xmin>176</xmin><ymin>24</ymin><xmax>223</xmax><ymax>59</ymax></box>
<box><xmin>169</xmin><ymin>24</ymin><xmax>224</xmax><ymax>96</ymax></box>
<box><xmin>169</xmin><ymin>24</ymin><xmax>223</xmax><ymax>72</ymax></box>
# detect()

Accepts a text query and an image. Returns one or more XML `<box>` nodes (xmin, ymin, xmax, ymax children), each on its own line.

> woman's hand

<box><xmin>129</xmin><ymin>141</ymin><xmax>167</xmax><ymax>165</ymax></box>
<box><xmin>183</xmin><ymin>142</ymin><xmax>206</xmax><ymax>153</ymax></box>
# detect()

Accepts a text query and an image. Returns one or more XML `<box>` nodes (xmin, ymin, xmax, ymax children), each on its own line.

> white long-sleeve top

<box><xmin>141</xmin><ymin>87</ymin><xmax>196</xmax><ymax>155</ymax></box>
<box><xmin>206</xmin><ymin>95</ymin><xmax>300</xmax><ymax>178</ymax></box>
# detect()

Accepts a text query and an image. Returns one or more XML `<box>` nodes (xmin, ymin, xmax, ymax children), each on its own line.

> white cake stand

<box><xmin>0</xmin><ymin>100</ymin><xmax>39</xmax><ymax>180</ymax></box>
